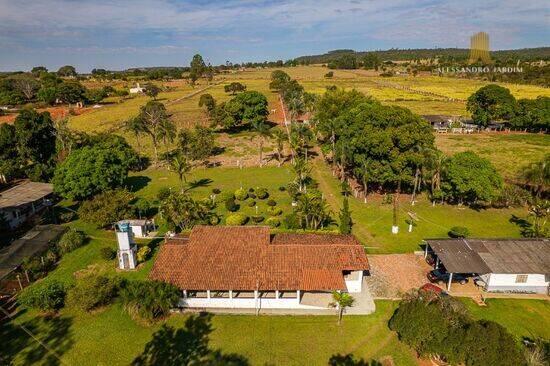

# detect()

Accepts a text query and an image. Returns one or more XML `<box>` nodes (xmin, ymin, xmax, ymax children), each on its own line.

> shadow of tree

<box><xmin>510</xmin><ymin>214</ymin><xmax>532</xmax><ymax>237</ymax></box>
<box><xmin>328</xmin><ymin>353</ymin><xmax>382</xmax><ymax>366</ymax></box>
<box><xmin>186</xmin><ymin>178</ymin><xmax>214</xmax><ymax>192</ymax></box>
<box><xmin>126</xmin><ymin>176</ymin><xmax>152</xmax><ymax>193</ymax></box>
<box><xmin>132</xmin><ymin>312</ymin><xmax>249</xmax><ymax>366</ymax></box>
<box><xmin>0</xmin><ymin>314</ymin><xmax>74</xmax><ymax>366</ymax></box>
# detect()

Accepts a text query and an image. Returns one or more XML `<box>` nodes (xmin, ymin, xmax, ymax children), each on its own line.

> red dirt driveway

<box><xmin>365</xmin><ymin>254</ymin><xmax>432</xmax><ymax>298</ymax></box>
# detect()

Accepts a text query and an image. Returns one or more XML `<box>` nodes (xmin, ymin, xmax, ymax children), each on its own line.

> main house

<box><xmin>425</xmin><ymin>238</ymin><xmax>549</xmax><ymax>294</ymax></box>
<box><xmin>0</xmin><ymin>182</ymin><xmax>54</xmax><ymax>230</ymax></box>
<box><xmin>150</xmin><ymin>226</ymin><xmax>371</xmax><ymax>313</ymax></box>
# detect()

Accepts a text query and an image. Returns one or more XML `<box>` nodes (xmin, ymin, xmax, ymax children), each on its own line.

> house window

<box><xmin>515</xmin><ymin>274</ymin><xmax>528</xmax><ymax>283</ymax></box>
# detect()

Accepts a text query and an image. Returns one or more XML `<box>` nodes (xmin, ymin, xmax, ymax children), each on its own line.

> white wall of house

<box><xmin>130</xmin><ymin>225</ymin><xmax>145</xmax><ymax>238</ymax></box>
<box><xmin>345</xmin><ymin>271</ymin><xmax>363</xmax><ymax>293</ymax></box>
<box><xmin>179</xmin><ymin>291</ymin><xmax>326</xmax><ymax>310</ymax></box>
<box><xmin>484</xmin><ymin>273</ymin><xmax>548</xmax><ymax>294</ymax></box>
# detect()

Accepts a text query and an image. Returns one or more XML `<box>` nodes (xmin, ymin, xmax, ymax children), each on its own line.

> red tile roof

<box><xmin>149</xmin><ymin>226</ymin><xmax>369</xmax><ymax>292</ymax></box>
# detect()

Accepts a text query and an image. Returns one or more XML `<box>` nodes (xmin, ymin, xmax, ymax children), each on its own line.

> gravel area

<box><xmin>366</xmin><ymin>254</ymin><xmax>432</xmax><ymax>298</ymax></box>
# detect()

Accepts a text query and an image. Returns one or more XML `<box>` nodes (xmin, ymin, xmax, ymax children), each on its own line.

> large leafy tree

<box><xmin>57</xmin><ymin>65</ymin><xmax>77</xmax><ymax>77</ymax></box>
<box><xmin>57</xmin><ymin>81</ymin><xmax>87</xmax><ymax>104</ymax></box>
<box><xmin>466</xmin><ymin>84</ymin><xmax>516</xmax><ymax>126</ymax></box>
<box><xmin>224</xmin><ymin>82</ymin><xmax>246</xmax><ymax>95</ymax></box>
<box><xmin>441</xmin><ymin>151</ymin><xmax>503</xmax><ymax>205</ymax></box>
<box><xmin>14</xmin><ymin>109</ymin><xmax>57</xmax><ymax>180</ymax></box>
<box><xmin>269</xmin><ymin>70</ymin><xmax>291</xmax><ymax>91</ymax></box>
<box><xmin>178</xmin><ymin>126</ymin><xmax>215</xmax><ymax>162</ymax></box>
<box><xmin>334</xmin><ymin>101</ymin><xmax>435</xmax><ymax>191</ymax></box>
<box><xmin>189</xmin><ymin>54</ymin><xmax>206</xmax><ymax>85</ymax></box>
<box><xmin>217</xmin><ymin>91</ymin><xmax>268</xmax><ymax>129</ymax></box>
<box><xmin>53</xmin><ymin>140</ymin><xmax>136</xmax><ymax>200</ymax></box>
<box><xmin>510</xmin><ymin>96</ymin><xmax>550</xmax><ymax>131</ymax></box>
<box><xmin>0</xmin><ymin>124</ymin><xmax>20</xmax><ymax>182</ymax></box>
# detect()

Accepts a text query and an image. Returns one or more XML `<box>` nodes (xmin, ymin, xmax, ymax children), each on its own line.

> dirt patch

<box><xmin>366</xmin><ymin>254</ymin><xmax>432</xmax><ymax>298</ymax></box>
<box><xmin>0</xmin><ymin>106</ymin><xmax>93</xmax><ymax>124</ymax></box>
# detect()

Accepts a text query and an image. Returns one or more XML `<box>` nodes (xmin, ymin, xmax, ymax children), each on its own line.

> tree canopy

<box><xmin>214</xmin><ymin>91</ymin><xmax>268</xmax><ymax>129</ymax></box>
<box><xmin>466</xmin><ymin>84</ymin><xmax>516</xmax><ymax>126</ymax></box>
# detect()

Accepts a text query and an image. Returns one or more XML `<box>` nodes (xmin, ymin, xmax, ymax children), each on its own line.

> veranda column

<box><xmin>206</xmin><ymin>290</ymin><xmax>211</xmax><ymax>299</ymax></box>
<box><xmin>447</xmin><ymin>273</ymin><xmax>453</xmax><ymax>292</ymax></box>
<box><xmin>275</xmin><ymin>290</ymin><xmax>280</xmax><ymax>299</ymax></box>
<box><xmin>296</xmin><ymin>290</ymin><xmax>301</xmax><ymax>305</ymax></box>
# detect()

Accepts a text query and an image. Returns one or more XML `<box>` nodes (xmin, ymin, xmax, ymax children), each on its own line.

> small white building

<box><xmin>150</xmin><ymin>226</ymin><xmax>373</xmax><ymax>313</ymax></box>
<box><xmin>425</xmin><ymin>238</ymin><xmax>550</xmax><ymax>294</ymax></box>
<box><xmin>115</xmin><ymin>222</ymin><xmax>137</xmax><ymax>270</ymax></box>
<box><xmin>117</xmin><ymin>219</ymin><xmax>155</xmax><ymax>238</ymax></box>
<box><xmin>129</xmin><ymin>83</ymin><xmax>145</xmax><ymax>94</ymax></box>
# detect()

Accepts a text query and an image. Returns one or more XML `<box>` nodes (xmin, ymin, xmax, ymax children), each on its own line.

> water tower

<box><xmin>115</xmin><ymin>221</ymin><xmax>137</xmax><ymax>270</ymax></box>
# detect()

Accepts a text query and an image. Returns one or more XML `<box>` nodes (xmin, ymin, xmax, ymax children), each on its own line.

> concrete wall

<box><xmin>345</xmin><ymin>271</ymin><xmax>363</xmax><ymax>293</ymax></box>
<box><xmin>179</xmin><ymin>296</ymin><xmax>325</xmax><ymax>310</ymax></box>
<box><xmin>485</xmin><ymin>273</ymin><xmax>549</xmax><ymax>294</ymax></box>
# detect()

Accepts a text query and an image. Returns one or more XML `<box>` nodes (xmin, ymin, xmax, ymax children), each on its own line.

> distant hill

<box><xmin>295</xmin><ymin>47</ymin><xmax>550</xmax><ymax>63</ymax></box>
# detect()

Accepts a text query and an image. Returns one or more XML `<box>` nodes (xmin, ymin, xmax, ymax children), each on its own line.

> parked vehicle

<box><xmin>427</xmin><ymin>269</ymin><xmax>469</xmax><ymax>285</ymax></box>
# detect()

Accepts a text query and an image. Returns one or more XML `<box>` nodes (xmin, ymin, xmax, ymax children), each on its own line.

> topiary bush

<box><xmin>278</xmin><ymin>186</ymin><xmax>286</xmax><ymax>192</ymax></box>
<box><xmin>212</xmin><ymin>188</ymin><xmax>221</xmax><ymax>195</ymax></box>
<box><xmin>209</xmin><ymin>215</ymin><xmax>220</xmax><ymax>225</ymax></box>
<box><xmin>18</xmin><ymin>280</ymin><xmax>66</xmax><ymax>312</ymax></box>
<box><xmin>266</xmin><ymin>217</ymin><xmax>281</xmax><ymax>227</ymax></box>
<box><xmin>67</xmin><ymin>274</ymin><xmax>121</xmax><ymax>312</ymax></box>
<box><xmin>57</xmin><ymin>229</ymin><xmax>87</xmax><ymax>255</ymax></box>
<box><xmin>137</xmin><ymin>246</ymin><xmax>151</xmax><ymax>263</ymax></box>
<box><xmin>448</xmin><ymin>226</ymin><xmax>470</xmax><ymax>238</ymax></box>
<box><xmin>226</xmin><ymin>213</ymin><xmax>249</xmax><ymax>226</ymax></box>
<box><xmin>267</xmin><ymin>199</ymin><xmax>277</xmax><ymax>207</ymax></box>
<box><xmin>248</xmin><ymin>187</ymin><xmax>255</xmax><ymax>193</ymax></box>
<box><xmin>249</xmin><ymin>193</ymin><xmax>256</xmax><ymax>199</ymax></box>
<box><xmin>234</xmin><ymin>188</ymin><xmax>248</xmax><ymax>201</ymax></box>
<box><xmin>100</xmin><ymin>247</ymin><xmax>116</xmax><ymax>260</ymax></box>
<box><xmin>247</xmin><ymin>199</ymin><xmax>256</xmax><ymax>207</ymax></box>
<box><xmin>225</xmin><ymin>197</ymin><xmax>239</xmax><ymax>212</ymax></box>
<box><xmin>251</xmin><ymin>215</ymin><xmax>264</xmax><ymax>223</ymax></box>
<box><xmin>256</xmin><ymin>187</ymin><xmax>269</xmax><ymax>199</ymax></box>
<box><xmin>268</xmin><ymin>207</ymin><xmax>283</xmax><ymax>216</ymax></box>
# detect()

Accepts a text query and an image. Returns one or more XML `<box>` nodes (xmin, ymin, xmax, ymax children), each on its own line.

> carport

<box><xmin>424</xmin><ymin>239</ymin><xmax>490</xmax><ymax>291</ymax></box>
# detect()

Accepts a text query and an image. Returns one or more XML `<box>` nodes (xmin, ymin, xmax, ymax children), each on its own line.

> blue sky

<box><xmin>0</xmin><ymin>0</ymin><xmax>548</xmax><ymax>72</ymax></box>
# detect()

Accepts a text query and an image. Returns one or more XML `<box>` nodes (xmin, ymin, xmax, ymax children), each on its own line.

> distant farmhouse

<box><xmin>129</xmin><ymin>83</ymin><xmax>145</xmax><ymax>94</ymax></box>
<box><xmin>0</xmin><ymin>182</ymin><xmax>54</xmax><ymax>230</ymax></box>
<box><xmin>425</xmin><ymin>238</ymin><xmax>550</xmax><ymax>294</ymax></box>
<box><xmin>150</xmin><ymin>226</ymin><xmax>374</xmax><ymax>314</ymax></box>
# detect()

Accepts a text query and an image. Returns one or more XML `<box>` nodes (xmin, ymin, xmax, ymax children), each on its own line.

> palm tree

<box><xmin>528</xmin><ymin>199</ymin><xmax>549</xmax><ymax>237</ymax></box>
<box><xmin>292</xmin><ymin>157</ymin><xmax>310</xmax><ymax>192</ymax></box>
<box><xmin>295</xmin><ymin>192</ymin><xmax>331</xmax><ymax>230</ymax></box>
<box><xmin>251</xmin><ymin>120</ymin><xmax>272</xmax><ymax>167</ymax></box>
<box><xmin>523</xmin><ymin>155</ymin><xmax>550</xmax><ymax>197</ymax></box>
<box><xmin>424</xmin><ymin>149</ymin><xmax>447</xmax><ymax>204</ymax></box>
<box><xmin>272</xmin><ymin>129</ymin><xmax>287</xmax><ymax>166</ymax></box>
<box><xmin>168</xmin><ymin>153</ymin><xmax>192</xmax><ymax>191</ymax></box>
<box><xmin>290</xmin><ymin>122</ymin><xmax>314</xmax><ymax>161</ymax></box>
<box><xmin>124</xmin><ymin>116</ymin><xmax>145</xmax><ymax>156</ymax></box>
<box><xmin>329</xmin><ymin>291</ymin><xmax>355</xmax><ymax>325</ymax></box>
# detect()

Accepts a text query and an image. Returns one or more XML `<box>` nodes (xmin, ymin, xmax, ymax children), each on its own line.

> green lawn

<box><xmin>461</xmin><ymin>298</ymin><xmax>550</xmax><ymax>340</ymax></box>
<box><xmin>436</xmin><ymin>133</ymin><xmax>550</xmax><ymax>180</ymax></box>
<box><xmin>311</xmin><ymin>160</ymin><xmax>526</xmax><ymax>253</ymax></box>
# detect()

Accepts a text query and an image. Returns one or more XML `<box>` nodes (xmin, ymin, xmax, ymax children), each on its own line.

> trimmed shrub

<box><xmin>57</xmin><ymin>229</ymin><xmax>86</xmax><ymax>255</ymax></box>
<box><xmin>267</xmin><ymin>199</ymin><xmax>277</xmax><ymax>207</ymax></box>
<box><xmin>266</xmin><ymin>217</ymin><xmax>281</xmax><ymax>227</ymax></box>
<box><xmin>268</xmin><ymin>207</ymin><xmax>283</xmax><ymax>216</ymax></box>
<box><xmin>448</xmin><ymin>226</ymin><xmax>470</xmax><ymax>238</ymax></box>
<box><xmin>67</xmin><ymin>274</ymin><xmax>121</xmax><ymax>312</ymax></box>
<box><xmin>278</xmin><ymin>186</ymin><xmax>286</xmax><ymax>192</ymax></box>
<box><xmin>120</xmin><ymin>280</ymin><xmax>180</xmax><ymax>323</ymax></box>
<box><xmin>212</xmin><ymin>188</ymin><xmax>221</xmax><ymax>195</ymax></box>
<box><xmin>100</xmin><ymin>247</ymin><xmax>116</xmax><ymax>260</ymax></box>
<box><xmin>234</xmin><ymin>188</ymin><xmax>248</xmax><ymax>201</ymax></box>
<box><xmin>249</xmin><ymin>193</ymin><xmax>256</xmax><ymax>199</ymax></box>
<box><xmin>251</xmin><ymin>215</ymin><xmax>265</xmax><ymax>223</ymax></box>
<box><xmin>248</xmin><ymin>187</ymin><xmax>255</xmax><ymax>193</ymax></box>
<box><xmin>256</xmin><ymin>187</ymin><xmax>268</xmax><ymax>199</ymax></box>
<box><xmin>19</xmin><ymin>280</ymin><xmax>66</xmax><ymax>312</ymax></box>
<box><xmin>226</xmin><ymin>213</ymin><xmax>249</xmax><ymax>226</ymax></box>
<box><xmin>247</xmin><ymin>199</ymin><xmax>256</xmax><ymax>207</ymax></box>
<box><xmin>137</xmin><ymin>246</ymin><xmax>151</xmax><ymax>263</ymax></box>
<box><xmin>225</xmin><ymin>197</ymin><xmax>239</xmax><ymax>212</ymax></box>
